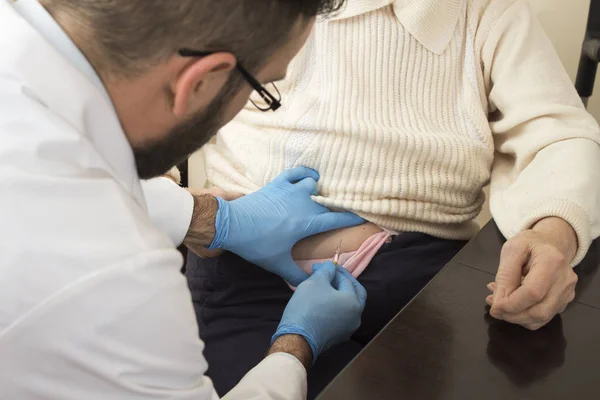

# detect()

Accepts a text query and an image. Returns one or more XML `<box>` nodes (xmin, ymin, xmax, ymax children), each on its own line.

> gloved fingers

<box><xmin>273</xmin><ymin>167</ymin><xmax>320</xmax><ymax>185</ymax></box>
<box><xmin>295</xmin><ymin>177</ymin><xmax>319</xmax><ymax>195</ymax></box>
<box><xmin>308</xmin><ymin>212</ymin><xmax>365</xmax><ymax>236</ymax></box>
<box><xmin>279</xmin><ymin>256</ymin><xmax>311</xmax><ymax>287</ymax></box>
<box><xmin>332</xmin><ymin>268</ymin><xmax>358</xmax><ymax>297</ymax></box>
<box><xmin>334</xmin><ymin>267</ymin><xmax>367</xmax><ymax>308</ymax></box>
<box><xmin>310</xmin><ymin>262</ymin><xmax>337</xmax><ymax>284</ymax></box>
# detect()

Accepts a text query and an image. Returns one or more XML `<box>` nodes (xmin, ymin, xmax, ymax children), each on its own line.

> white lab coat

<box><xmin>0</xmin><ymin>0</ymin><xmax>307</xmax><ymax>399</ymax></box>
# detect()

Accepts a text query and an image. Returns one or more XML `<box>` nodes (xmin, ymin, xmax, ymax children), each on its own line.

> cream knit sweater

<box><xmin>202</xmin><ymin>0</ymin><xmax>600</xmax><ymax>264</ymax></box>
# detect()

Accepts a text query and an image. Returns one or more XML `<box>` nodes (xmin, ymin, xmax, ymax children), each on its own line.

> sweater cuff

<box><xmin>512</xmin><ymin>199</ymin><xmax>591</xmax><ymax>266</ymax></box>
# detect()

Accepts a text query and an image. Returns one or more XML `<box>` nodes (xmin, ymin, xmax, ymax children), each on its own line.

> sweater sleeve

<box><xmin>482</xmin><ymin>0</ymin><xmax>600</xmax><ymax>265</ymax></box>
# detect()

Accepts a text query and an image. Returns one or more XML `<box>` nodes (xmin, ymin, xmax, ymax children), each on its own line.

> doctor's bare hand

<box><xmin>270</xmin><ymin>262</ymin><xmax>367</xmax><ymax>362</ymax></box>
<box><xmin>209</xmin><ymin>167</ymin><xmax>365</xmax><ymax>286</ymax></box>
<box><xmin>486</xmin><ymin>217</ymin><xmax>579</xmax><ymax>331</ymax></box>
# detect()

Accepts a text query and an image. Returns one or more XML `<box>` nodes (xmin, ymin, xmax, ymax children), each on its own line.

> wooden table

<box><xmin>318</xmin><ymin>221</ymin><xmax>600</xmax><ymax>400</ymax></box>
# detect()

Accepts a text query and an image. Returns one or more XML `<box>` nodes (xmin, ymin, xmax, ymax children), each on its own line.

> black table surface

<box><xmin>318</xmin><ymin>221</ymin><xmax>600</xmax><ymax>400</ymax></box>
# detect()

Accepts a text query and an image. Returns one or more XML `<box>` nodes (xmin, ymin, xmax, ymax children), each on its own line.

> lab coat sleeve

<box><xmin>223</xmin><ymin>353</ymin><xmax>308</xmax><ymax>400</ymax></box>
<box><xmin>141</xmin><ymin>177</ymin><xmax>194</xmax><ymax>246</ymax></box>
<box><xmin>482</xmin><ymin>1</ymin><xmax>600</xmax><ymax>265</ymax></box>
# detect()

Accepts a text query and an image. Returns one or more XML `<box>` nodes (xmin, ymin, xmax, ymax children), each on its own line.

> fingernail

<box><xmin>490</xmin><ymin>305</ymin><xmax>503</xmax><ymax>320</ymax></box>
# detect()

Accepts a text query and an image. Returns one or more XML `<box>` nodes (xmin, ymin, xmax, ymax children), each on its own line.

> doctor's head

<box><xmin>40</xmin><ymin>0</ymin><xmax>345</xmax><ymax>179</ymax></box>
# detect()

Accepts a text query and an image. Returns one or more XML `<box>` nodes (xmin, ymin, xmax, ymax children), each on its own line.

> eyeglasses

<box><xmin>178</xmin><ymin>49</ymin><xmax>282</xmax><ymax>112</ymax></box>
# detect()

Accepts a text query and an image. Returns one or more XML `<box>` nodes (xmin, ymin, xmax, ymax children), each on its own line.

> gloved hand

<box><xmin>271</xmin><ymin>262</ymin><xmax>367</xmax><ymax>360</ymax></box>
<box><xmin>209</xmin><ymin>167</ymin><xmax>364</xmax><ymax>286</ymax></box>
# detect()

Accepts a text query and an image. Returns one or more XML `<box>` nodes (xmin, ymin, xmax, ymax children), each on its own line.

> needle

<box><xmin>333</xmin><ymin>239</ymin><xmax>343</xmax><ymax>266</ymax></box>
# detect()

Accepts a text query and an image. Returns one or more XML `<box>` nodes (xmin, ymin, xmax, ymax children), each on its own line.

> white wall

<box><xmin>188</xmin><ymin>149</ymin><xmax>207</xmax><ymax>190</ymax></box>
<box><xmin>530</xmin><ymin>0</ymin><xmax>599</xmax><ymax>117</ymax></box>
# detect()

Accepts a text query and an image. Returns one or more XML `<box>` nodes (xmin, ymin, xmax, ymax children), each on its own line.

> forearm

<box><xmin>532</xmin><ymin>217</ymin><xmax>578</xmax><ymax>263</ymax></box>
<box><xmin>483</xmin><ymin>2</ymin><xmax>600</xmax><ymax>265</ymax></box>
<box><xmin>182</xmin><ymin>194</ymin><xmax>218</xmax><ymax>248</ymax></box>
<box><xmin>267</xmin><ymin>334</ymin><xmax>313</xmax><ymax>370</ymax></box>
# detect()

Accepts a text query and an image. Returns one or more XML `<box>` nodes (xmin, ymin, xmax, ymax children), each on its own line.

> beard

<box><xmin>133</xmin><ymin>79</ymin><xmax>237</xmax><ymax>180</ymax></box>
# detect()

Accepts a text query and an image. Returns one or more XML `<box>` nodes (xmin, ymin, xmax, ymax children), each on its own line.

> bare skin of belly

<box><xmin>187</xmin><ymin>187</ymin><xmax>382</xmax><ymax>260</ymax></box>
<box><xmin>291</xmin><ymin>222</ymin><xmax>383</xmax><ymax>260</ymax></box>
<box><xmin>197</xmin><ymin>223</ymin><xmax>382</xmax><ymax>260</ymax></box>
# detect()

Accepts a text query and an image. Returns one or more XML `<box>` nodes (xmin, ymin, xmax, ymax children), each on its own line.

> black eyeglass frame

<box><xmin>178</xmin><ymin>49</ymin><xmax>282</xmax><ymax>112</ymax></box>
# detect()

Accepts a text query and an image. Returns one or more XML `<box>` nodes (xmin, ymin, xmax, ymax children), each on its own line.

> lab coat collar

<box><xmin>1</xmin><ymin>0</ymin><xmax>145</xmax><ymax>205</ymax></box>
<box><xmin>329</xmin><ymin>0</ymin><xmax>465</xmax><ymax>54</ymax></box>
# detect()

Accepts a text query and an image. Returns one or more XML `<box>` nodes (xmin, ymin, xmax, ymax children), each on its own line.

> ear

<box><xmin>171</xmin><ymin>52</ymin><xmax>237</xmax><ymax>117</ymax></box>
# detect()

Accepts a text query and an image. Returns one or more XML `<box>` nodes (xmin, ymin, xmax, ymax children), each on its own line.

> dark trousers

<box><xmin>186</xmin><ymin>233</ymin><xmax>466</xmax><ymax>398</ymax></box>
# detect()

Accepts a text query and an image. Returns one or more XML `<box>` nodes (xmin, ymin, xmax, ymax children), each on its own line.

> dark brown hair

<box><xmin>42</xmin><ymin>0</ymin><xmax>345</xmax><ymax>77</ymax></box>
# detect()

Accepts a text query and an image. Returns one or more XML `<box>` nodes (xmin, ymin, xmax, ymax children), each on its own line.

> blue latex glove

<box><xmin>271</xmin><ymin>262</ymin><xmax>367</xmax><ymax>360</ymax></box>
<box><xmin>209</xmin><ymin>167</ymin><xmax>364</xmax><ymax>286</ymax></box>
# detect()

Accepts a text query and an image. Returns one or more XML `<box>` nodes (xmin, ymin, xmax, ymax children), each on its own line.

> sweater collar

<box><xmin>329</xmin><ymin>0</ymin><xmax>465</xmax><ymax>54</ymax></box>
